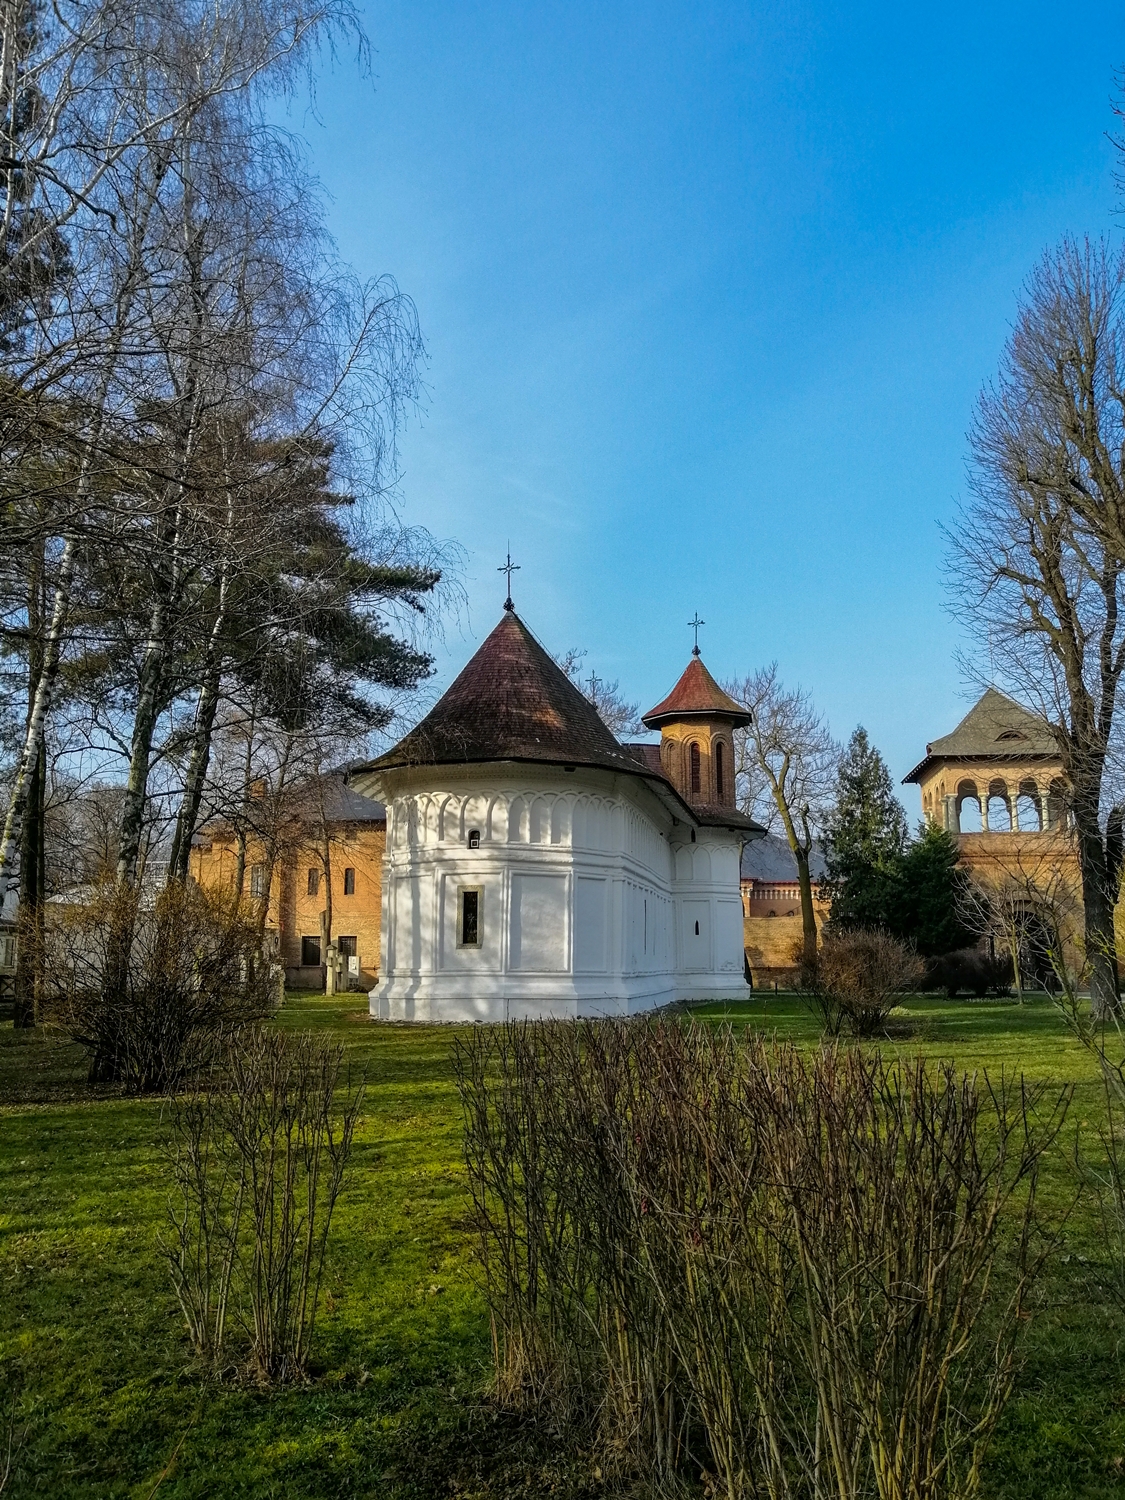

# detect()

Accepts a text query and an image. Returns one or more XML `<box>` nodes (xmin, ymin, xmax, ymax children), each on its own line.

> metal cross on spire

<box><xmin>498</xmin><ymin>547</ymin><xmax>520</xmax><ymax>611</ymax></box>
<box><xmin>688</xmin><ymin>613</ymin><xmax>705</xmax><ymax>656</ymax></box>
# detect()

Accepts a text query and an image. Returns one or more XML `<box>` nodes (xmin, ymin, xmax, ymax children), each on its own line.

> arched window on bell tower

<box><xmin>689</xmin><ymin>741</ymin><xmax>701</xmax><ymax>795</ymax></box>
<box><xmin>715</xmin><ymin>740</ymin><xmax>725</xmax><ymax>801</ymax></box>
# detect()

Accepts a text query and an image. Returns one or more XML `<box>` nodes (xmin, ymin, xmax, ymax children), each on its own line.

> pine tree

<box><xmin>895</xmin><ymin>821</ymin><xmax>975</xmax><ymax>957</ymax></box>
<box><xmin>822</xmin><ymin>727</ymin><xmax>907</xmax><ymax>930</ymax></box>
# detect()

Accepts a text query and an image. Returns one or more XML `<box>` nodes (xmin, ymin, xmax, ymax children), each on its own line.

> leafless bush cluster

<box><xmin>163</xmin><ymin>1025</ymin><xmax>363</xmax><ymax>1383</ymax></box>
<box><xmin>923</xmin><ymin>948</ymin><xmax>1014</xmax><ymax>999</ymax></box>
<box><xmin>800</xmin><ymin>927</ymin><xmax>924</xmax><ymax>1037</ymax></box>
<box><xmin>41</xmin><ymin>881</ymin><xmax>277</xmax><ymax>1091</ymax></box>
<box><xmin>455</xmin><ymin>1021</ymin><xmax>1068</xmax><ymax>1500</ymax></box>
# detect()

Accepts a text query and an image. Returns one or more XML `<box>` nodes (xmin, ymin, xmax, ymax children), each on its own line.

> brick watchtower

<box><xmin>642</xmin><ymin>655</ymin><xmax>751</xmax><ymax>813</ymax></box>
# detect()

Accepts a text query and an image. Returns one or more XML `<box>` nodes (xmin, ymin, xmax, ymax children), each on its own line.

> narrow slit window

<box><xmin>249</xmin><ymin>864</ymin><xmax>266</xmax><ymax>898</ymax></box>
<box><xmin>307</xmin><ymin>868</ymin><xmax>320</xmax><ymax>897</ymax></box>
<box><xmin>689</xmin><ymin>742</ymin><xmax>701</xmax><ymax>794</ymax></box>
<box><xmin>695</xmin><ymin>920</ymin><xmax>700</xmax><ymax>935</ymax></box>
<box><xmin>460</xmin><ymin>888</ymin><xmax>481</xmax><ymax>947</ymax></box>
<box><xmin>343</xmin><ymin>867</ymin><xmax>355</xmax><ymax>896</ymax></box>
<box><xmin>715</xmin><ymin>741</ymin><xmax>725</xmax><ymax>799</ymax></box>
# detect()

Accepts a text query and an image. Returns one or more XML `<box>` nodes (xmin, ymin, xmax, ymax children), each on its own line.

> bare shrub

<box><xmin>804</xmin><ymin>927</ymin><xmax>925</xmax><ymax>1036</ymax></box>
<box><xmin>924</xmin><ymin>948</ymin><xmax>1013</xmax><ymax>999</ymax></box>
<box><xmin>453</xmin><ymin>1021</ymin><xmax>679</xmax><ymax>1477</ymax></box>
<box><xmin>456</xmin><ymin>1019</ymin><xmax>1067</xmax><ymax>1499</ymax></box>
<box><xmin>163</xmin><ymin>1026</ymin><xmax>363</xmax><ymax>1383</ymax></box>
<box><xmin>41</xmin><ymin>882</ymin><xmax>276</xmax><ymax>1091</ymax></box>
<box><xmin>761</xmin><ymin>1047</ymin><xmax>1066</xmax><ymax>1500</ymax></box>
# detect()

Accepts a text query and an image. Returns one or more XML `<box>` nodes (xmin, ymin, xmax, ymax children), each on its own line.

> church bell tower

<box><xmin>642</xmin><ymin>652</ymin><xmax>750</xmax><ymax>811</ymax></box>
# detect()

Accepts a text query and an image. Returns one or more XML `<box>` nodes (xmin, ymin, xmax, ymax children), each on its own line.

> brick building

<box><xmin>190</xmin><ymin>772</ymin><xmax>385</xmax><ymax>992</ymax></box>
<box><xmin>740</xmin><ymin>832</ymin><xmax>829</xmax><ymax>985</ymax></box>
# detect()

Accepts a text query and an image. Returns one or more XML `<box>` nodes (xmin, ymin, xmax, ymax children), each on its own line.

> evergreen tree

<box><xmin>822</xmin><ymin>727</ymin><xmax>907</xmax><ymax>929</ymax></box>
<box><xmin>894</xmin><ymin>821</ymin><xmax>975</xmax><ymax>957</ymax></box>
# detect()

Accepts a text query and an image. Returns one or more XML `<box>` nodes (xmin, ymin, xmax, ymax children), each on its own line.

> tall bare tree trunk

<box><xmin>116</xmin><ymin>590</ymin><xmax>173</xmax><ymax>888</ymax></box>
<box><xmin>12</xmin><ymin>743</ymin><xmax>40</xmax><ymax>1028</ymax></box>
<box><xmin>1073</xmin><ymin>778</ymin><xmax>1121</xmax><ymax>1018</ymax></box>
<box><xmin>794</xmin><ymin>845</ymin><xmax>817</xmax><ymax>968</ymax></box>
<box><xmin>168</xmin><ymin>475</ymin><xmax>234</xmax><ymax>883</ymax></box>
<box><xmin>0</xmin><ymin>530</ymin><xmax>75</xmax><ymax>892</ymax></box>
<box><xmin>12</xmin><ymin>538</ymin><xmax>44</xmax><ymax>1028</ymax></box>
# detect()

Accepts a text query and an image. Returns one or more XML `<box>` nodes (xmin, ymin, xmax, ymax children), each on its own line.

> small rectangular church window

<box><xmin>301</xmin><ymin>935</ymin><xmax>321</xmax><ymax>966</ymax></box>
<box><xmin>307</xmin><ymin>868</ymin><xmax>320</xmax><ymax>896</ymax></box>
<box><xmin>460</xmin><ymin>887</ymin><xmax>481</xmax><ymax>947</ymax></box>
<box><xmin>343</xmin><ymin>867</ymin><xmax>355</xmax><ymax>895</ymax></box>
<box><xmin>249</xmin><ymin>864</ymin><xmax>266</xmax><ymax>898</ymax></box>
<box><xmin>690</xmin><ymin>742</ymin><xmax>701</xmax><ymax>794</ymax></box>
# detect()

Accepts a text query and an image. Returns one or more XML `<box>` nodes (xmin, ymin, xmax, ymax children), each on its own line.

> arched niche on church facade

<box><xmin>487</xmin><ymin>794</ymin><xmax>508</xmax><ymax>843</ymax></box>
<box><xmin>458</xmin><ymin>793</ymin><xmax>488</xmax><ymax>843</ymax></box>
<box><xmin>550</xmin><ymin>798</ymin><xmax>571</xmax><ymax>846</ymax></box>
<box><xmin>506</xmin><ymin>795</ymin><xmax>527</xmax><ymax>843</ymax></box>
<box><xmin>527</xmin><ymin>796</ymin><xmax>550</xmax><ymax>843</ymax></box>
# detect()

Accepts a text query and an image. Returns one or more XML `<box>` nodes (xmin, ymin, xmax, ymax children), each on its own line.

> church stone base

<box><xmin>369</xmin><ymin>979</ymin><xmax>748</xmax><ymax>1024</ymax></box>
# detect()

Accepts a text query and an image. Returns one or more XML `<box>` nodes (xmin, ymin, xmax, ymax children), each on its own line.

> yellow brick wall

<box><xmin>191</xmin><ymin>820</ymin><xmax>385</xmax><ymax>991</ymax></box>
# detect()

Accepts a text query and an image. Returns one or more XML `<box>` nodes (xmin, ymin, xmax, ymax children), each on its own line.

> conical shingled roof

<box><xmin>642</xmin><ymin>656</ymin><xmax>751</xmax><ymax>728</ymax></box>
<box><xmin>902</xmin><ymin>687</ymin><xmax>1058</xmax><ymax>784</ymax></box>
<box><xmin>362</xmin><ymin>610</ymin><xmax>643</xmax><ymax>776</ymax></box>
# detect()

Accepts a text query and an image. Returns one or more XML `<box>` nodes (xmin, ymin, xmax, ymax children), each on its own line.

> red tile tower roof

<box><xmin>642</xmin><ymin>656</ymin><xmax>751</xmax><ymax>728</ymax></box>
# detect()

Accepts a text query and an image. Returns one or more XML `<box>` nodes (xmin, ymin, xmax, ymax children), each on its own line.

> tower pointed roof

<box><xmin>902</xmin><ymin>687</ymin><xmax>1059</xmax><ymax>783</ymax></box>
<box><xmin>360</xmin><ymin>610</ymin><xmax>642</xmax><ymax>776</ymax></box>
<box><xmin>642</xmin><ymin>656</ymin><xmax>751</xmax><ymax>729</ymax></box>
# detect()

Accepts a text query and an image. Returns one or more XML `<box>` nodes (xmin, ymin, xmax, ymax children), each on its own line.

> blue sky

<box><xmin>296</xmin><ymin>0</ymin><xmax>1122</xmax><ymax>805</ymax></box>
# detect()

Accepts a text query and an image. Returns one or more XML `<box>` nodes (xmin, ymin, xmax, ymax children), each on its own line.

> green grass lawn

<box><xmin>2</xmin><ymin>991</ymin><xmax>1124</xmax><ymax>1497</ymax></box>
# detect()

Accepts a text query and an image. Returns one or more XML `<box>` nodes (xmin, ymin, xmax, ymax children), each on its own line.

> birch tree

<box><xmin>0</xmin><ymin>0</ymin><xmax>369</xmax><ymax>892</ymax></box>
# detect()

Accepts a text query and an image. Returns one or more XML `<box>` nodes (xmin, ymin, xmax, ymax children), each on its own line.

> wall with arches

<box><xmin>361</xmin><ymin>762</ymin><xmax>748</xmax><ymax>1022</ymax></box>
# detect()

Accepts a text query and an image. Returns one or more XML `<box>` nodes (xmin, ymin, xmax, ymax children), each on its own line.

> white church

<box><xmin>349</xmin><ymin>601</ymin><xmax>764</xmax><ymax>1022</ymax></box>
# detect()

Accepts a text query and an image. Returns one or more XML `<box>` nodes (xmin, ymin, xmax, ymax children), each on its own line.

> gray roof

<box><xmin>741</xmin><ymin>832</ymin><xmax>826</xmax><ymax>883</ymax></box>
<box><xmin>194</xmin><ymin>770</ymin><xmax>384</xmax><ymax>844</ymax></box>
<box><xmin>903</xmin><ymin>688</ymin><xmax>1058</xmax><ymax>784</ymax></box>
<box><xmin>311</xmin><ymin>771</ymin><xmax>386</xmax><ymax>822</ymax></box>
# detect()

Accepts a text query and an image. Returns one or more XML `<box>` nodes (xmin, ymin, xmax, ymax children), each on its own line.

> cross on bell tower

<box><xmin>688</xmin><ymin>613</ymin><xmax>705</xmax><ymax>657</ymax></box>
<box><xmin>498</xmin><ymin>548</ymin><xmax>520</xmax><ymax>612</ymax></box>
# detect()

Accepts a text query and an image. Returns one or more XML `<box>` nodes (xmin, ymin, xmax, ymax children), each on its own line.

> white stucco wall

<box><xmin>356</xmin><ymin>762</ymin><xmax>747</xmax><ymax>1023</ymax></box>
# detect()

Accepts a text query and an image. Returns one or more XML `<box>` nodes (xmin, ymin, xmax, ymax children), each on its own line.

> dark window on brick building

<box><xmin>715</xmin><ymin>741</ymin><xmax>725</xmax><ymax>799</ymax></box>
<box><xmin>343</xmin><ymin>867</ymin><xmax>355</xmax><ymax>896</ymax></box>
<box><xmin>307</xmin><ymin>868</ymin><xmax>319</xmax><ymax>896</ymax></box>
<box><xmin>301</xmin><ymin>935</ymin><xmax>321</xmax><ymax>966</ymax></box>
<box><xmin>338</xmin><ymin>935</ymin><xmax>356</xmax><ymax>958</ymax></box>
<box><xmin>689</xmin><ymin>742</ymin><xmax>701</xmax><ymax>795</ymax></box>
